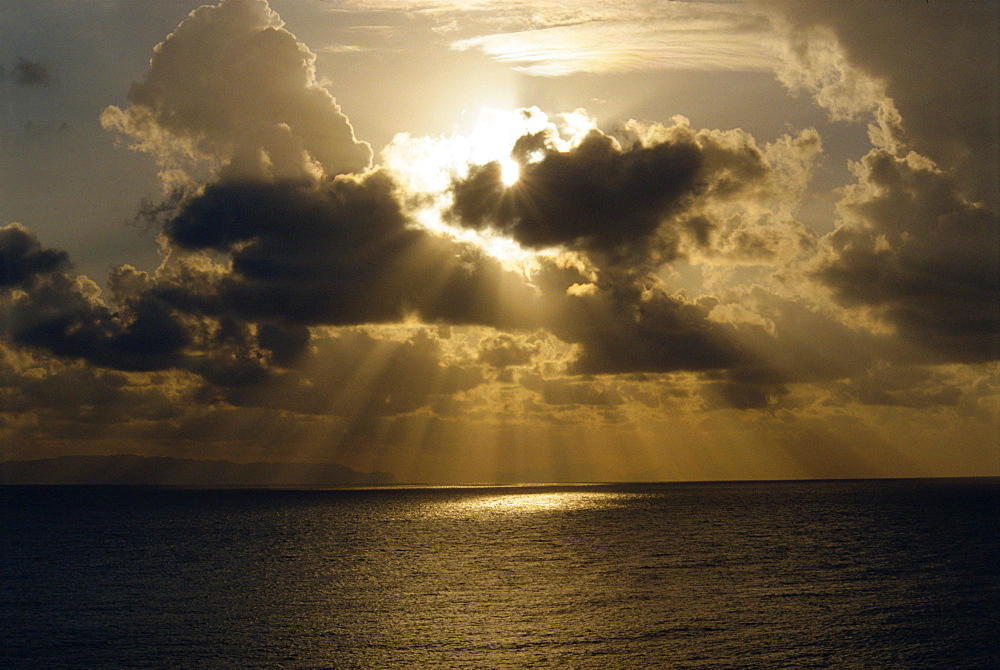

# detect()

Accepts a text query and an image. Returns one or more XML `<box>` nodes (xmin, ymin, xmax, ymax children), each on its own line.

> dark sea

<box><xmin>2</xmin><ymin>479</ymin><xmax>997</xmax><ymax>669</ymax></box>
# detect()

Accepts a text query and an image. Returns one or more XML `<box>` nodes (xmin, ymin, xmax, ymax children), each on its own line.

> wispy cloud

<box><xmin>340</xmin><ymin>0</ymin><xmax>778</xmax><ymax>74</ymax></box>
<box><xmin>452</xmin><ymin>16</ymin><xmax>779</xmax><ymax>75</ymax></box>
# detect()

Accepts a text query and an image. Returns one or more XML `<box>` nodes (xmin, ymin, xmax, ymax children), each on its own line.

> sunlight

<box><xmin>425</xmin><ymin>490</ymin><xmax>629</xmax><ymax>518</ymax></box>
<box><xmin>383</xmin><ymin>107</ymin><xmax>554</xmax><ymax>193</ymax></box>
<box><xmin>499</xmin><ymin>156</ymin><xmax>520</xmax><ymax>186</ymax></box>
<box><xmin>381</xmin><ymin>106</ymin><xmax>599</xmax><ymax>273</ymax></box>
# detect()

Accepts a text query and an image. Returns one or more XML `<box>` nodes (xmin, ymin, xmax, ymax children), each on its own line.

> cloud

<box><xmin>256</xmin><ymin>321</ymin><xmax>311</xmax><ymax>367</ymax></box>
<box><xmin>763</xmin><ymin>2</ymin><xmax>999</xmax><ymax>365</ymax></box>
<box><xmin>0</xmin><ymin>344</ymin><xmax>197</xmax><ymax>459</ymax></box>
<box><xmin>442</xmin><ymin>115</ymin><xmax>834</xmax><ymax>383</ymax></box>
<box><xmin>1</xmin><ymin>2</ymin><xmax>544</xmax><ymax>390</ymax></box>
<box><xmin>767</xmin><ymin>0</ymin><xmax>1000</xmax><ymax>207</ymax></box>
<box><xmin>834</xmin><ymin>364</ymin><xmax>962</xmax><ymax>410</ymax></box>
<box><xmin>0</xmin><ymin>223</ymin><xmax>70</xmax><ymax>288</ymax></box>
<box><xmin>343</xmin><ymin>0</ymin><xmax>778</xmax><ymax>75</ymax></box>
<box><xmin>817</xmin><ymin>149</ymin><xmax>999</xmax><ymax>362</ymax></box>
<box><xmin>1</xmin><ymin>236</ymin><xmax>286</xmax><ymax>381</ymax></box>
<box><xmin>153</xmin><ymin>170</ymin><xmax>544</xmax><ymax>330</ymax></box>
<box><xmin>3</xmin><ymin>0</ymin><xmax>997</xmax><ymax>480</ymax></box>
<box><xmin>215</xmin><ymin>328</ymin><xmax>484</xmax><ymax>418</ymax></box>
<box><xmin>446</xmin><ymin>115</ymin><xmax>824</xmax><ymax>281</ymax></box>
<box><xmin>3</xmin><ymin>57</ymin><xmax>53</xmax><ymax>87</ymax></box>
<box><xmin>91</xmin><ymin>0</ymin><xmax>546</xmax><ymax>341</ymax></box>
<box><xmin>521</xmin><ymin>374</ymin><xmax>623</xmax><ymax>406</ymax></box>
<box><xmin>449</xmin><ymin>126</ymin><xmax>703</xmax><ymax>267</ymax></box>
<box><xmin>101</xmin><ymin>0</ymin><xmax>371</xmax><ymax>182</ymax></box>
<box><xmin>701</xmin><ymin>380</ymin><xmax>787</xmax><ymax>411</ymax></box>
<box><xmin>4</xmin><ymin>270</ymin><xmax>190</xmax><ymax>372</ymax></box>
<box><xmin>547</xmin><ymin>279</ymin><xmax>753</xmax><ymax>375</ymax></box>
<box><xmin>477</xmin><ymin>332</ymin><xmax>540</xmax><ymax>368</ymax></box>
<box><xmin>451</xmin><ymin>14</ymin><xmax>779</xmax><ymax>76</ymax></box>
<box><xmin>16</xmin><ymin>365</ymin><xmax>130</xmax><ymax>412</ymax></box>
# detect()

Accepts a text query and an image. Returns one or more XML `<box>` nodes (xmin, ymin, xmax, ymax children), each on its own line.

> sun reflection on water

<box><xmin>422</xmin><ymin>488</ymin><xmax>637</xmax><ymax>518</ymax></box>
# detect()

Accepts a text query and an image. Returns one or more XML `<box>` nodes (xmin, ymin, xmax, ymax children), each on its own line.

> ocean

<box><xmin>2</xmin><ymin>479</ymin><xmax>997</xmax><ymax>668</ymax></box>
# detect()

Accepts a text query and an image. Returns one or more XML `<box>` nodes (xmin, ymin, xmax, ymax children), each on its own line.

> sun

<box><xmin>383</xmin><ymin>106</ymin><xmax>580</xmax><ymax>194</ymax></box>
<box><xmin>499</xmin><ymin>156</ymin><xmax>520</xmax><ymax>186</ymax></box>
<box><xmin>381</xmin><ymin>106</ymin><xmax>599</xmax><ymax>270</ymax></box>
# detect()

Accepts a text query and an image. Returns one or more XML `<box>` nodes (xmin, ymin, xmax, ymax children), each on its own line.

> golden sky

<box><xmin>1</xmin><ymin>0</ymin><xmax>997</xmax><ymax>483</ymax></box>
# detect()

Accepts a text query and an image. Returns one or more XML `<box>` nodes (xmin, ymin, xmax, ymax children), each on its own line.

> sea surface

<box><xmin>1</xmin><ymin>479</ymin><xmax>997</xmax><ymax>669</ymax></box>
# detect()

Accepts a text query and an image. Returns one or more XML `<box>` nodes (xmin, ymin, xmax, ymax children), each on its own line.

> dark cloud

<box><xmin>542</xmin><ymin>273</ymin><xmax>888</xmax><ymax>407</ymax></box>
<box><xmin>447</xmin><ymin>118</ymin><xmax>793</xmax><ymax>278</ymax></box>
<box><xmin>1</xmin><ymin>234</ymin><xmax>286</xmax><ymax>380</ymax></box>
<box><xmin>0</xmin><ymin>223</ymin><xmax>70</xmax><ymax>288</ymax></box>
<box><xmin>156</xmin><ymin>170</ymin><xmax>544</xmax><ymax>330</ymax></box>
<box><xmin>18</xmin><ymin>366</ymin><xmax>128</xmax><ymax>411</ymax></box>
<box><xmin>477</xmin><ymin>332</ymin><xmax>539</xmax><ymax>368</ymax></box>
<box><xmin>818</xmin><ymin>149</ymin><xmax>1000</xmax><ymax>362</ymax></box>
<box><xmin>257</xmin><ymin>322</ymin><xmax>311</xmax><ymax>367</ymax></box>
<box><xmin>450</xmin><ymin>128</ymin><xmax>703</xmax><ymax>265</ymax></box>
<box><xmin>442</xmin><ymin>120</ymin><xmax>815</xmax><ymax>380</ymax></box>
<box><xmin>2</xmin><ymin>191</ymin><xmax>516</xmax><ymax>408</ymax></box>
<box><xmin>770</xmin><ymin>0</ymin><xmax>999</xmax><ymax>208</ymax></box>
<box><xmin>545</xmin><ymin>277</ymin><xmax>754</xmax><ymax>375</ymax></box>
<box><xmin>765</xmin><ymin>2</ymin><xmax>1000</xmax><ymax>367</ymax></box>
<box><xmin>5</xmin><ymin>57</ymin><xmax>53</xmax><ymax>87</ymax></box>
<box><xmin>5</xmin><ymin>272</ymin><xmax>189</xmax><ymax>372</ymax></box>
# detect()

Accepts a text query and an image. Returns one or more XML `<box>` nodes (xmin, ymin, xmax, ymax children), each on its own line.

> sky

<box><xmin>1</xmin><ymin>0</ymin><xmax>997</xmax><ymax>483</ymax></box>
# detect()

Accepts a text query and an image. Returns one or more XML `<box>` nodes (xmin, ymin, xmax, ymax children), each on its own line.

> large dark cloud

<box><xmin>156</xmin><ymin>170</ymin><xmax>544</xmax><ymax>330</ymax></box>
<box><xmin>4</xmin><ymin>272</ymin><xmax>189</xmax><ymax>372</ymax></box>
<box><xmin>0</xmin><ymin>228</ymin><xmax>189</xmax><ymax>373</ymax></box>
<box><xmin>536</xmin><ymin>262</ymin><xmax>889</xmax><ymax>407</ymax></box>
<box><xmin>0</xmin><ymin>175</ymin><xmax>545</xmax><ymax>384</ymax></box>
<box><xmin>818</xmin><ymin>149</ymin><xmax>999</xmax><ymax>362</ymax></box>
<box><xmin>551</xmin><ymin>282</ymin><xmax>750</xmax><ymax>375</ymax></box>
<box><xmin>766</xmin><ymin>2</ymin><xmax>999</xmax><ymax>365</ymax></box>
<box><xmin>0</xmin><ymin>223</ymin><xmax>70</xmax><ymax>288</ymax></box>
<box><xmin>450</xmin><ymin>129</ymin><xmax>703</xmax><ymax>265</ymax></box>
<box><xmin>448</xmin><ymin>122</ymin><xmax>780</xmax><ymax>271</ymax></box>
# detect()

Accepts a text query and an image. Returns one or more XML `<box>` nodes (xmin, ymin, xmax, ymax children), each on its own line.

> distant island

<box><xmin>0</xmin><ymin>455</ymin><xmax>396</xmax><ymax>488</ymax></box>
